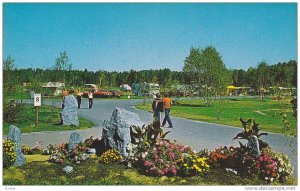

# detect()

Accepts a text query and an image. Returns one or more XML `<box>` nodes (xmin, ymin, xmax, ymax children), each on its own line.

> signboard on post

<box><xmin>34</xmin><ymin>93</ymin><xmax>41</xmax><ymax>107</ymax></box>
<box><xmin>34</xmin><ymin>93</ymin><xmax>41</xmax><ymax>127</ymax></box>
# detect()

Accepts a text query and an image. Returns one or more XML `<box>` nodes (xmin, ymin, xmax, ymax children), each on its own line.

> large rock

<box><xmin>61</xmin><ymin>95</ymin><xmax>79</xmax><ymax>126</ymax></box>
<box><xmin>102</xmin><ymin>107</ymin><xmax>145</xmax><ymax>157</ymax></box>
<box><xmin>7</xmin><ymin>125</ymin><xmax>26</xmax><ymax>166</ymax></box>
<box><xmin>68</xmin><ymin>132</ymin><xmax>83</xmax><ymax>151</ymax></box>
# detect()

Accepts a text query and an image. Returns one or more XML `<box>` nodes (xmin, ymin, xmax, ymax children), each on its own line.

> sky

<box><xmin>3</xmin><ymin>3</ymin><xmax>298</xmax><ymax>72</ymax></box>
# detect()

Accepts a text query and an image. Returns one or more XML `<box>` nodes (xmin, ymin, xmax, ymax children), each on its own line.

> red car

<box><xmin>109</xmin><ymin>90</ymin><xmax>124</xmax><ymax>98</ymax></box>
<box><xmin>83</xmin><ymin>89</ymin><xmax>113</xmax><ymax>98</ymax></box>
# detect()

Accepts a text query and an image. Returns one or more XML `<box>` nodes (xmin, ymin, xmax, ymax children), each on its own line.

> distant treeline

<box><xmin>6</xmin><ymin>60</ymin><xmax>297</xmax><ymax>89</ymax></box>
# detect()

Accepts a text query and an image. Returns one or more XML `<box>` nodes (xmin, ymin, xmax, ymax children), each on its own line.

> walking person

<box><xmin>162</xmin><ymin>93</ymin><xmax>173</xmax><ymax>128</ymax></box>
<box><xmin>152</xmin><ymin>93</ymin><xmax>163</xmax><ymax>126</ymax></box>
<box><xmin>88</xmin><ymin>91</ymin><xmax>93</xmax><ymax>109</ymax></box>
<box><xmin>76</xmin><ymin>88</ymin><xmax>83</xmax><ymax>109</ymax></box>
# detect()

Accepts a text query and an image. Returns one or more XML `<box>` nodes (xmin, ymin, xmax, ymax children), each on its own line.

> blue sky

<box><xmin>3</xmin><ymin>3</ymin><xmax>297</xmax><ymax>71</ymax></box>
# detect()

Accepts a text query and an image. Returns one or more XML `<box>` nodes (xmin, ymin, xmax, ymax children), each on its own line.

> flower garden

<box><xmin>3</xmin><ymin>118</ymin><xmax>296</xmax><ymax>185</ymax></box>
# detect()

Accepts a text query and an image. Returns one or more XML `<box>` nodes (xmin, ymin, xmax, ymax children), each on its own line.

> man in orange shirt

<box><xmin>162</xmin><ymin>93</ymin><xmax>173</xmax><ymax>128</ymax></box>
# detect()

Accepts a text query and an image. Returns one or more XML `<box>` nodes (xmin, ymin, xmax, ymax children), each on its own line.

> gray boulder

<box><xmin>102</xmin><ymin>107</ymin><xmax>145</xmax><ymax>157</ymax></box>
<box><xmin>7</xmin><ymin>125</ymin><xmax>26</xmax><ymax>166</ymax></box>
<box><xmin>61</xmin><ymin>95</ymin><xmax>79</xmax><ymax>126</ymax></box>
<box><xmin>68</xmin><ymin>132</ymin><xmax>83</xmax><ymax>151</ymax></box>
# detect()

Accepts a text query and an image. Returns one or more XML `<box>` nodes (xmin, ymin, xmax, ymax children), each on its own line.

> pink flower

<box><xmin>144</xmin><ymin>161</ymin><xmax>152</xmax><ymax>167</ymax></box>
<box><xmin>172</xmin><ymin>169</ymin><xmax>177</xmax><ymax>175</ymax></box>
<box><xmin>165</xmin><ymin>164</ymin><xmax>170</xmax><ymax>168</ymax></box>
<box><xmin>158</xmin><ymin>169</ymin><xmax>164</xmax><ymax>175</ymax></box>
<box><xmin>170</xmin><ymin>152</ymin><xmax>175</xmax><ymax>159</ymax></box>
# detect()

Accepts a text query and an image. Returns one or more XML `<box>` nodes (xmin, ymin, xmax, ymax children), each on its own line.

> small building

<box><xmin>120</xmin><ymin>84</ymin><xmax>132</xmax><ymax>92</ymax></box>
<box><xmin>84</xmin><ymin>84</ymin><xmax>98</xmax><ymax>89</ymax></box>
<box><xmin>42</xmin><ymin>81</ymin><xmax>65</xmax><ymax>96</ymax></box>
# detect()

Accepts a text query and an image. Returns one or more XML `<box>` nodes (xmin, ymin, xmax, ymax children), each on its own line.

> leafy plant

<box><xmin>233</xmin><ymin>118</ymin><xmax>269</xmax><ymax>151</ymax></box>
<box><xmin>130</xmin><ymin>123</ymin><xmax>171</xmax><ymax>147</ymax></box>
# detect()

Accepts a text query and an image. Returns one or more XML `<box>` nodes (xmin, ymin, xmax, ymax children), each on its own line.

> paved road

<box><xmin>7</xmin><ymin>98</ymin><xmax>298</xmax><ymax>176</ymax></box>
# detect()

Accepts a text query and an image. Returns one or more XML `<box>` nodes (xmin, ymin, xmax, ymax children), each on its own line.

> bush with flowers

<box><xmin>3</xmin><ymin>139</ymin><xmax>16</xmax><ymax>168</ymax></box>
<box><xmin>209</xmin><ymin>146</ymin><xmax>234</xmax><ymax>168</ymax></box>
<box><xmin>263</xmin><ymin>148</ymin><xmax>294</xmax><ymax>183</ymax></box>
<box><xmin>99</xmin><ymin>149</ymin><xmax>122</xmax><ymax>164</ymax></box>
<box><xmin>177</xmin><ymin>153</ymin><xmax>210</xmax><ymax>176</ymax></box>
<box><xmin>49</xmin><ymin>143</ymin><xmax>89</xmax><ymax>164</ymax></box>
<box><xmin>256</xmin><ymin>150</ymin><xmax>278</xmax><ymax>183</ymax></box>
<box><xmin>132</xmin><ymin>139</ymin><xmax>196</xmax><ymax>177</ymax></box>
<box><xmin>42</xmin><ymin>144</ymin><xmax>56</xmax><ymax>155</ymax></box>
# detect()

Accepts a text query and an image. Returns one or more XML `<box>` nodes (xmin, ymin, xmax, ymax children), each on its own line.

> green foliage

<box><xmin>3</xmin><ymin>104</ymin><xmax>94</xmax><ymax>134</ymax></box>
<box><xmin>3</xmin><ymin>100</ymin><xmax>25</xmax><ymax>123</ymax></box>
<box><xmin>231</xmin><ymin>60</ymin><xmax>297</xmax><ymax>89</ymax></box>
<box><xmin>183</xmin><ymin>46</ymin><xmax>229</xmax><ymax>106</ymax></box>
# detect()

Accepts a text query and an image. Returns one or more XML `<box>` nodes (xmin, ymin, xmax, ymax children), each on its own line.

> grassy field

<box><xmin>3</xmin><ymin>155</ymin><xmax>296</xmax><ymax>185</ymax></box>
<box><xmin>3</xmin><ymin>104</ymin><xmax>94</xmax><ymax>135</ymax></box>
<box><xmin>136</xmin><ymin>97</ymin><xmax>297</xmax><ymax>135</ymax></box>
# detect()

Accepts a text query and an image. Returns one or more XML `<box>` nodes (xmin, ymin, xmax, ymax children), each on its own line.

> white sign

<box><xmin>34</xmin><ymin>93</ymin><xmax>42</xmax><ymax>107</ymax></box>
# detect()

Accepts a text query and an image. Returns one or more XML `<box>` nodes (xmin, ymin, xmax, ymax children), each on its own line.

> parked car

<box><xmin>109</xmin><ymin>90</ymin><xmax>124</xmax><ymax>98</ymax></box>
<box><xmin>83</xmin><ymin>89</ymin><xmax>113</xmax><ymax>98</ymax></box>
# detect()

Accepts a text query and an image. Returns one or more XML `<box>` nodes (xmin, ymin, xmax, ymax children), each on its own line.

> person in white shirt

<box><xmin>88</xmin><ymin>91</ymin><xmax>93</xmax><ymax>109</ymax></box>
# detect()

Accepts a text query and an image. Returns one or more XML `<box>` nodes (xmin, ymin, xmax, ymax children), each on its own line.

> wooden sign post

<box><xmin>34</xmin><ymin>93</ymin><xmax>41</xmax><ymax>127</ymax></box>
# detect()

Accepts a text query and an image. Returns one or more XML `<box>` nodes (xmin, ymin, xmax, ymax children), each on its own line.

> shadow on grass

<box><xmin>173</xmin><ymin>101</ymin><xmax>206</xmax><ymax>107</ymax></box>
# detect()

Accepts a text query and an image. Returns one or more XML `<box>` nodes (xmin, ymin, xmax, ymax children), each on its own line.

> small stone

<box><xmin>62</xmin><ymin>166</ymin><xmax>73</xmax><ymax>174</ymax></box>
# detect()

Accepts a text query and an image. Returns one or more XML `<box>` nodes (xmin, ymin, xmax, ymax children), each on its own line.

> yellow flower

<box><xmin>183</xmin><ymin>163</ymin><xmax>187</xmax><ymax>167</ymax></box>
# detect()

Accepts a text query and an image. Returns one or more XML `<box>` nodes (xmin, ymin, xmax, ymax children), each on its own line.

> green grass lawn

<box><xmin>3</xmin><ymin>104</ymin><xmax>94</xmax><ymax>135</ymax></box>
<box><xmin>136</xmin><ymin>97</ymin><xmax>296</xmax><ymax>135</ymax></box>
<box><xmin>3</xmin><ymin>155</ymin><xmax>296</xmax><ymax>185</ymax></box>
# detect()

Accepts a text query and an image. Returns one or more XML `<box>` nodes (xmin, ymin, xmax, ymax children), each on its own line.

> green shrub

<box><xmin>3</xmin><ymin>100</ymin><xmax>25</xmax><ymax>123</ymax></box>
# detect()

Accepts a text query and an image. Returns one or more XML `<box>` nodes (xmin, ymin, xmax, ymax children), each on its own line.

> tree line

<box><xmin>3</xmin><ymin>49</ymin><xmax>297</xmax><ymax>95</ymax></box>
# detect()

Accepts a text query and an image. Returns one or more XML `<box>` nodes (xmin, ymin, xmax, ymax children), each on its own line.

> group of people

<box><xmin>58</xmin><ymin>88</ymin><xmax>173</xmax><ymax>128</ymax></box>
<box><xmin>61</xmin><ymin>89</ymin><xmax>94</xmax><ymax>109</ymax></box>
<box><xmin>152</xmin><ymin>93</ymin><xmax>173</xmax><ymax>128</ymax></box>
